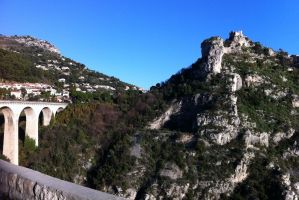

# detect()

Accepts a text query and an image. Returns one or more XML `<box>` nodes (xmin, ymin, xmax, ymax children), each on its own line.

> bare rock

<box><xmin>292</xmin><ymin>95</ymin><xmax>299</xmax><ymax>108</ymax></box>
<box><xmin>244</xmin><ymin>130</ymin><xmax>269</xmax><ymax>148</ymax></box>
<box><xmin>197</xmin><ymin>112</ymin><xmax>240</xmax><ymax>145</ymax></box>
<box><xmin>245</xmin><ymin>74</ymin><xmax>267</xmax><ymax>87</ymax></box>
<box><xmin>273</xmin><ymin>128</ymin><xmax>295</xmax><ymax>144</ymax></box>
<box><xmin>160</xmin><ymin>163</ymin><xmax>183</xmax><ymax>180</ymax></box>
<box><xmin>201</xmin><ymin>37</ymin><xmax>225</xmax><ymax>74</ymax></box>
<box><xmin>230</xmin><ymin>73</ymin><xmax>242</xmax><ymax>92</ymax></box>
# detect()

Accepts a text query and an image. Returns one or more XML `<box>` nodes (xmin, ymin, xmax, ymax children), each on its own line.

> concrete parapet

<box><xmin>0</xmin><ymin>159</ymin><xmax>124</xmax><ymax>200</ymax></box>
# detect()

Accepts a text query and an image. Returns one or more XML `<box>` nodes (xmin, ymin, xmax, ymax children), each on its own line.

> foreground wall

<box><xmin>0</xmin><ymin>160</ymin><xmax>123</xmax><ymax>200</ymax></box>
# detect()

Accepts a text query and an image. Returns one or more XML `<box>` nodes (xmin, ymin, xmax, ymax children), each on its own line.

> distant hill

<box><xmin>0</xmin><ymin>35</ymin><xmax>142</xmax><ymax>101</ymax></box>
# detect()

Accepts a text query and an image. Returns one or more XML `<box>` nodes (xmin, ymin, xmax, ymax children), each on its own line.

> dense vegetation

<box><xmin>19</xmin><ymin>90</ymin><xmax>165</xmax><ymax>182</ymax></box>
<box><xmin>0</xmin><ymin>49</ymin><xmax>55</xmax><ymax>83</ymax></box>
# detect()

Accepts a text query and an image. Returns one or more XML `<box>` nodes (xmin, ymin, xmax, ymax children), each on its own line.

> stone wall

<box><xmin>0</xmin><ymin>159</ymin><xmax>123</xmax><ymax>200</ymax></box>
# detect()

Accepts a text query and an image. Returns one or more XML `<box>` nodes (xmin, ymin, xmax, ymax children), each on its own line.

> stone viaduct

<box><xmin>0</xmin><ymin>100</ymin><xmax>68</xmax><ymax>165</ymax></box>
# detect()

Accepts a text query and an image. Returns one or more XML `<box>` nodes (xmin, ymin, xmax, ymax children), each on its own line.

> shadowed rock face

<box><xmin>0</xmin><ymin>159</ymin><xmax>123</xmax><ymax>200</ymax></box>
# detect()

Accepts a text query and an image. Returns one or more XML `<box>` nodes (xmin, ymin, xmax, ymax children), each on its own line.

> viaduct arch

<box><xmin>0</xmin><ymin>100</ymin><xmax>68</xmax><ymax>165</ymax></box>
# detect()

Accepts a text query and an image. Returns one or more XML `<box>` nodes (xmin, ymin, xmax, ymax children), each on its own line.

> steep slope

<box><xmin>12</xmin><ymin>31</ymin><xmax>299</xmax><ymax>200</ymax></box>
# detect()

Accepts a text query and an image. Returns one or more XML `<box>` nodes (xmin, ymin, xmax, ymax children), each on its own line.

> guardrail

<box><xmin>0</xmin><ymin>160</ymin><xmax>124</xmax><ymax>200</ymax></box>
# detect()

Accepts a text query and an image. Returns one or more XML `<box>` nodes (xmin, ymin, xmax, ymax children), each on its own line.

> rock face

<box><xmin>197</xmin><ymin>112</ymin><xmax>240</xmax><ymax>145</ymax></box>
<box><xmin>230</xmin><ymin>73</ymin><xmax>242</xmax><ymax>92</ymax></box>
<box><xmin>0</xmin><ymin>160</ymin><xmax>122</xmax><ymax>200</ymax></box>
<box><xmin>140</xmin><ymin>31</ymin><xmax>299</xmax><ymax>199</ymax></box>
<box><xmin>201</xmin><ymin>37</ymin><xmax>225</xmax><ymax>74</ymax></box>
<box><xmin>244</xmin><ymin>130</ymin><xmax>269</xmax><ymax>148</ymax></box>
<box><xmin>205</xmin><ymin>152</ymin><xmax>255</xmax><ymax>199</ymax></box>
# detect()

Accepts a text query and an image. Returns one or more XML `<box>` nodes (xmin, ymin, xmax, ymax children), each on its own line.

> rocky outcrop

<box><xmin>228</xmin><ymin>31</ymin><xmax>251</xmax><ymax>48</ymax></box>
<box><xmin>273</xmin><ymin>128</ymin><xmax>295</xmax><ymax>144</ymax></box>
<box><xmin>160</xmin><ymin>163</ymin><xmax>183</xmax><ymax>180</ymax></box>
<box><xmin>197</xmin><ymin>112</ymin><xmax>240</xmax><ymax>145</ymax></box>
<box><xmin>176</xmin><ymin>133</ymin><xmax>194</xmax><ymax>144</ymax></box>
<box><xmin>0</xmin><ymin>160</ymin><xmax>122</xmax><ymax>200</ymax></box>
<box><xmin>244</xmin><ymin>130</ymin><xmax>269</xmax><ymax>148</ymax></box>
<box><xmin>292</xmin><ymin>95</ymin><xmax>299</xmax><ymax>108</ymax></box>
<box><xmin>245</xmin><ymin>74</ymin><xmax>267</xmax><ymax>87</ymax></box>
<box><xmin>205</xmin><ymin>152</ymin><xmax>255</xmax><ymax>199</ymax></box>
<box><xmin>163</xmin><ymin>183</ymin><xmax>190</xmax><ymax>200</ymax></box>
<box><xmin>229</xmin><ymin>152</ymin><xmax>255</xmax><ymax>184</ymax></box>
<box><xmin>230</xmin><ymin>73</ymin><xmax>242</xmax><ymax>92</ymax></box>
<box><xmin>282</xmin><ymin>173</ymin><xmax>299</xmax><ymax>200</ymax></box>
<box><xmin>197</xmin><ymin>92</ymin><xmax>240</xmax><ymax>146</ymax></box>
<box><xmin>199</xmin><ymin>31</ymin><xmax>252</xmax><ymax>76</ymax></box>
<box><xmin>265</xmin><ymin>89</ymin><xmax>288</xmax><ymax>100</ymax></box>
<box><xmin>201</xmin><ymin>37</ymin><xmax>225</xmax><ymax>74</ymax></box>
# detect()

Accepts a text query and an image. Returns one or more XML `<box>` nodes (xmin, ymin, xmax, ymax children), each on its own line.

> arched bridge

<box><xmin>0</xmin><ymin>100</ymin><xmax>68</xmax><ymax>165</ymax></box>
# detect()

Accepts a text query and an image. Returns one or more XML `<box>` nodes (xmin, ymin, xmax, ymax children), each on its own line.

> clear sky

<box><xmin>1</xmin><ymin>0</ymin><xmax>299</xmax><ymax>89</ymax></box>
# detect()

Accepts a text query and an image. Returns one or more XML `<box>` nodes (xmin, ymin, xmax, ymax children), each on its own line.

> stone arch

<box><xmin>56</xmin><ymin>107</ymin><xmax>64</xmax><ymax>114</ymax></box>
<box><xmin>20</xmin><ymin>107</ymin><xmax>38</xmax><ymax>146</ymax></box>
<box><xmin>39</xmin><ymin>107</ymin><xmax>53</xmax><ymax>126</ymax></box>
<box><xmin>0</xmin><ymin>106</ymin><xmax>19</xmax><ymax>165</ymax></box>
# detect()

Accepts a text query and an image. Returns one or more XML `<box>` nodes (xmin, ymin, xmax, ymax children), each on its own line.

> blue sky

<box><xmin>1</xmin><ymin>0</ymin><xmax>299</xmax><ymax>89</ymax></box>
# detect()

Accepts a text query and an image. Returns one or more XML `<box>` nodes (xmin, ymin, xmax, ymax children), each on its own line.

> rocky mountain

<box><xmin>0</xmin><ymin>35</ymin><xmax>142</xmax><ymax>102</ymax></box>
<box><xmin>134</xmin><ymin>31</ymin><xmax>299</xmax><ymax>199</ymax></box>
<box><xmin>5</xmin><ymin>31</ymin><xmax>299</xmax><ymax>200</ymax></box>
<box><xmin>93</xmin><ymin>31</ymin><xmax>298</xmax><ymax>199</ymax></box>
